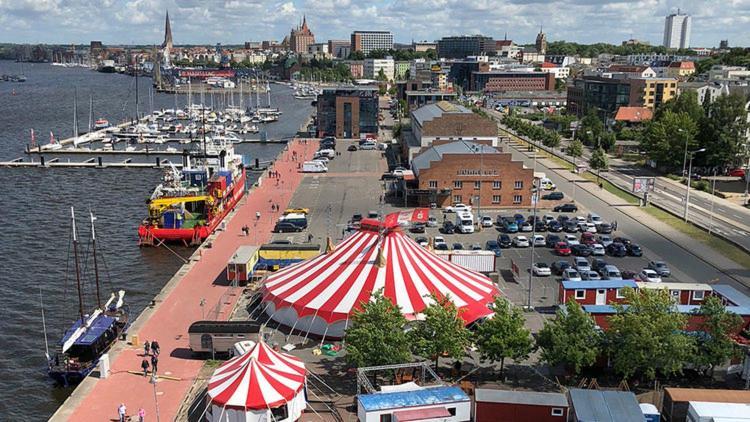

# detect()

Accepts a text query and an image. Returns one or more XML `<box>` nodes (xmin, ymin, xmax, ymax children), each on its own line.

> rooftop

<box><xmin>357</xmin><ymin>386</ymin><xmax>469</xmax><ymax>412</ymax></box>
<box><xmin>665</xmin><ymin>387</ymin><xmax>750</xmax><ymax>403</ymax></box>
<box><xmin>411</xmin><ymin>101</ymin><xmax>471</xmax><ymax>126</ymax></box>
<box><xmin>412</xmin><ymin>141</ymin><xmax>499</xmax><ymax>176</ymax></box>
<box><xmin>562</xmin><ymin>280</ymin><xmax>638</xmax><ymax>290</ymax></box>
<box><xmin>712</xmin><ymin>284</ymin><xmax>750</xmax><ymax>307</ymax></box>
<box><xmin>614</xmin><ymin>106</ymin><xmax>653</xmax><ymax>123</ymax></box>
<box><xmin>475</xmin><ymin>389</ymin><xmax>568</xmax><ymax>407</ymax></box>
<box><xmin>569</xmin><ymin>389</ymin><xmax>643</xmax><ymax>422</ymax></box>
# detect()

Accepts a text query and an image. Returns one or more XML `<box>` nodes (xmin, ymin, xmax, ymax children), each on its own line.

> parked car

<box><xmin>520</xmin><ymin>222</ymin><xmax>533</xmax><ymax>232</ymax></box>
<box><xmin>557</xmin><ymin>215</ymin><xmax>570</xmax><ymax>224</ymax></box>
<box><xmin>274</xmin><ymin>221</ymin><xmax>303</xmax><ymax>232</ymax></box>
<box><xmin>434</xmin><ymin>236</ymin><xmax>446</xmax><ymax>247</ymax></box>
<box><xmin>592</xmin><ymin>259</ymin><xmax>609</xmax><ymax>275</ymax></box>
<box><xmin>513</xmin><ymin>236</ymin><xmax>530</xmax><ymax>248</ymax></box>
<box><xmin>613</xmin><ymin>237</ymin><xmax>632</xmax><ymax>247</ymax></box>
<box><xmin>470</xmin><ymin>243</ymin><xmax>483</xmax><ymax>250</ymax></box>
<box><xmin>627</xmin><ymin>243</ymin><xmax>643</xmax><ymax>257</ymax></box>
<box><xmin>596</xmin><ymin>222</ymin><xmax>613</xmax><ymax>234</ymax></box>
<box><xmin>427</xmin><ymin>216</ymin><xmax>438</xmax><ymax>227</ymax></box>
<box><xmin>590</xmin><ymin>244</ymin><xmax>606</xmax><ymax>256</ymax></box>
<box><xmin>639</xmin><ymin>269</ymin><xmax>662</xmax><ymax>283</ymax></box>
<box><xmin>606</xmin><ymin>242</ymin><xmax>627</xmax><ymax>257</ymax></box>
<box><xmin>351</xmin><ymin>213</ymin><xmax>363</xmax><ymax>223</ymax></box>
<box><xmin>587</xmin><ymin>213</ymin><xmax>603</xmax><ymax>224</ymax></box>
<box><xmin>485</xmin><ymin>240</ymin><xmax>502</xmax><ymax>256</ymax></box>
<box><xmin>554</xmin><ymin>242</ymin><xmax>572</xmax><ymax>256</ymax></box>
<box><xmin>415</xmin><ymin>237</ymin><xmax>428</xmax><ymax>247</ymax></box>
<box><xmin>553</xmin><ymin>203</ymin><xmax>578</xmax><ymax>213</ymax></box>
<box><xmin>552</xmin><ymin>260</ymin><xmax>571</xmax><ymax>276</ymax></box>
<box><xmin>480</xmin><ymin>216</ymin><xmax>494</xmax><ymax>228</ymax></box>
<box><xmin>410</xmin><ymin>222</ymin><xmax>426</xmax><ymax>233</ymax></box>
<box><xmin>564</xmin><ymin>221</ymin><xmax>579</xmax><ymax>233</ymax></box>
<box><xmin>581</xmin><ymin>232</ymin><xmax>597</xmax><ymax>245</ymax></box>
<box><xmin>564</xmin><ymin>234</ymin><xmax>580</xmax><ymax>246</ymax></box>
<box><xmin>503</xmin><ymin>219</ymin><xmax>519</xmax><ymax>233</ymax></box>
<box><xmin>598</xmin><ymin>235</ymin><xmax>613</xmax><ymax>247</ymax></box>
<box><xmin>542</xmin><ymin>191</ymin><xmax>564</xmax><ymax>200</ymax></box>
<box><xmin>602</xmin><ymin>265</ymin><xmax>622</xmax><ymax>280</ymax></box>
<box><xmin>579</xmin><ymin>222</ymin><xmax>597</xmax><ymax>233</ymax></box>
<box><xmin>435</xmin><ymin>243</ymin><xmax>449</xmax><ymax>251</ymax></box>
<box><xmin>581</xmin><ymin>271</ymin><xmax>602</xmax><ymax>281</ymax></box>
<box><xmin>571</xmin><ymin>244</ymin><xmax>592</xmax><ymax>257</ymax></box>
<box><xmin>532</xmin><ymin>235</ymin><xmax>546</xmax><ymax>247</ymax></box>
<box><xmin>621</xmin><ymin>270</ymin><xmax>638</xmax><ymax>280</ymax></box>
<box><xmin>729</xmin><ymin>168</ymin><xmax>746</xmax><ymax>177</ymax></box>
<box><xmin>442</xmin><ymin>221</ymin><xmax>456</xmax><ymax>234</ymax></box>
<box><xmin>452</xmin><ymin>243</ymin><xmax>464</xmax><ymax>250</ymax></box>
<box><xmin>514</xmin><ymin>213</ymin><xmax>525</xmax><ymax>225</ymax></box>
<box><xmin>648</xmin><ymin>261</ymin><xmax>671</xmax><ymax>277</ymax></box>
<box><xmin>547</xmin><ymin>220</ymin><xmax>563</xmax><ymax>232</ymax></box>
<box><xmin>545</xmin><ymin>234</ymin><xmax>561</xmax><ymax>248</ymax></box>
<box><xmin>563</xmin><ymin>268</ymin><xmax>582</xmax><ymax>281</ymax></box>
<box><xmin>543</xmin><ymin>214</ymin><xmax>556</xmax><ymax>224</ymax></box>
<box><xmin>444</xmin><ymin>203</ymin><xmax>472</xmax><ymax>213</ymax></box>
<box><xmin>533</xmin><ymin>262</ymin><xmax>552</xmax><ymax>276</ymax></box>
<box><xmin>574</xmin><ymin>257</ymin><xmax>591</xmax><ymax>272</ymax></box>
<box><xmin>497</xmin><ymin>234</ymin><xmax>512</xmax><ymax>248</ymax></box>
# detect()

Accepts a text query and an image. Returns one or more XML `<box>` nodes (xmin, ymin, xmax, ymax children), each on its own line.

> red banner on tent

<box><xmin>383</xmin><ymin>208</ymin><xmax>429</xmax><ymax>228</ymax></box>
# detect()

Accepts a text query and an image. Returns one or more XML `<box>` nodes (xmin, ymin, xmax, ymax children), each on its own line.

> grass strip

<box><xmin>579</xmin><ymin>172</ymin><xmax>640</xmax><ymax>205</ymax></box>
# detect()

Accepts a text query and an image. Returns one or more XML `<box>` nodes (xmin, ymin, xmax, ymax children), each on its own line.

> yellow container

<box><xmin>131</xmin><ymin>334</ymin><xmax>140</xmax><ymax>347</ymax></box>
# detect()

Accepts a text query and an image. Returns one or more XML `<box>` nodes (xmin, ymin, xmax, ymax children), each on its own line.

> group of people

<box><xmin>140</xmin><ymin>340</ymin><xmax>161</xmax><ymax>378</ymax></box>
<box><xmin>118</xmin><ymin>403</ymin><xmax>145</xmax><ymax>422</ymax></box>
<box><xmin>268</xmin><ymin>169</ymin><xmax>282</xmax><ymax>178</ymax></box>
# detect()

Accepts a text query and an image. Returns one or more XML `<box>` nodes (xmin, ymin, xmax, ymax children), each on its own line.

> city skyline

<box><xmin>0</xmin><ymin>1</ymin><xmax>748</xmax><ymax>48</ymax></box>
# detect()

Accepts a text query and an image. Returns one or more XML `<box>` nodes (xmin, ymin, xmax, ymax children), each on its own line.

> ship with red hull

<box><xmin>138</xmin><ymin>141</ymin><xmax>246</xmax><ymax>246</ymax></box>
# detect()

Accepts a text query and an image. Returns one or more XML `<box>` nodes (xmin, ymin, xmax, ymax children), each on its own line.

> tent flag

<box><xmin>383</xmin><ymin>208</ymin><xmax>429</xmax><ymax>228</ymax></box>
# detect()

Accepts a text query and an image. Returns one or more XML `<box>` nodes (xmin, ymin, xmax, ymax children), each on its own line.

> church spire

<box><xmin>162</xmin><ymin>10</ymin><xmax>173</xmax><ymax>50</ymax></box>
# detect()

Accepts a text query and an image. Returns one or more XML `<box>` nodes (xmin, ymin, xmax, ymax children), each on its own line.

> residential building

<box><xmin>410</xmin><ymin>141</ymin><xmax>533</xmax><ymax>208</ymax></box>
<box><xmin>628</xmin><ymin>77</ymin><xmax>678</xmax><ymax>110</ymax></box>
<box><xmin>410</xmin><ymin>101</ymin><xmax>499</xmax><ymax>148</ymax></box>
<box><xmin>350</xmin><ymin>31</ymin><xmax>393</xmax><ymax>55</ymax></box>
<box><xmin>307</xmin><ymin>43</ymin><xmax>329</xmax><ymax>58</ymax></box>
<box><xmin>520</xmin><ymin>50</ymin><xmax>545</xmax><ymax>64</ymax></box>
<box><xmin>316</xmin><ymin>87</ymin><xmax>379</xmax><ymax>139</ymax></box>
<box><xmin>289</xmin><ymin>16</ymin><xmax>315</xmax><ymax>54</ymax></box>
<box><xmin>413</xmin><ymin>41</ymin><xmax>437</xmax><ymax>52</ymax></box>
<box><xmin>607</xmin><ymin>64</ymin><xmax>657</xmax><ymax>78</ymax></box>
<box><xmin>363</xmin><ymin>58</ymin><xmax>394</xmax><ymax>80</ymax></box>
<box><xmin>540</xmin><ymin>62</ymin><xmax>570</xmax><ymax>79</ymax></box>
<box><xmin>666</xmin><ymin>60</ymin><xmax>696</xmax><ymax>79</ymax></box>
<box><xmin>475</xmin><ymin>389</ymin><xmax>568</xmax><ymax>422</ymax></box>
<box><xmin>436</xmin><ymin>35</ymin><xmax>496</xmax><ymax>59</ymax></box>
<box><xmin>431</xmin><ymin>69</ymin><xmax>449</xmax><ymax>90</ymax></box>
<box><xmin>496</xmin><ymin>40</ymin><xmax>521</xmax><ymax>58</ymax></box>
<box><xmin>394</xmin><ymin>61</ymin><xmax>410</xmax><ymax>80</ymax></box>
<box><xmin>678</xmin><ymin>81</ymin><xmax>728</xmax><ymax>104</ymax></box>
<box><xmin>327</xmin><ymin>40</ymin><xmax>350</xmax><ymax>58</ymax></box>
<box><xmin>396</xmin><ymin>79</ymin><xmax>433</xmax><ymax>101</ymax></box>
<box><xmin>471</xmin><ymin>71</ymin><xmax>555</xmax><ymax>92</ymax></box>
<box><xmin>346</xmin><ymin>61</ymin><xmax>364</xmax><ymax>78</ymax></box>
<box><xmin>567</xmin><ymin>76</ymin><xmax>632</xmax><ymax>118</ymax></box>
<box><xmin>663</xmin><ymin>10</ymin><xmax>691</xmax><ymax>49</ymax></box>
<box><xmin>708</xmin><ymin>65</ymin><xmax>750</xmax><ymax>84</ymax></box>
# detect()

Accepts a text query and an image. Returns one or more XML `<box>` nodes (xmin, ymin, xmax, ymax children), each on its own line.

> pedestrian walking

<box><xmin>613</xmin><ymin>220</ymin><xmax>618</xmax><ymax>231</ymax></box>
<box><xmin>141</xmin><ymin>358</ymin><xmax>150</xmax><ymax>377</ymax></box>
<box><xmin>144</xmin><ymin>340</ymin><xmax>150</xmax><ymax>356</ymax></box>
<box><xmin>256</xmin><ymin>211</ymin><xmax>261</xmax><ymax>221</ymax></box>
<box><xmin>242</xmin><ymin>225</ymin><xmax>249</xmax><ymax>236</ymax></box>
<box><xmin>118</xmin><ymin>403</ymin><xmax>127</xmax><ymax>422</ymax></box>
<box><xmin>151</xmin><ymin>340</ymin><xmax>160</xmax><ymax>356</ymax></box>
<box><xmin>151</xmin><ymin>355</ymin><xmax>158</xmax><ymax>374</ymax></box>
<box><xmin>308</xmin><ymin>233</ymin><xmax>313</xmax><ymax>243</ymax></box>
<box><xmin>138</xmin><ymin>408</ymin><xmax>146</xmax><ymax>422</ymax></box>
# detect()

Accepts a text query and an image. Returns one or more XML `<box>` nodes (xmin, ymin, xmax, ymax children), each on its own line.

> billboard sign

<box><xmin>632</xmin><ymin>177</ymin><xmax>655</xmax><ymax>193</ymax></box>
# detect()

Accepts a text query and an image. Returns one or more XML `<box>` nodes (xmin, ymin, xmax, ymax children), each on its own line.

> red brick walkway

<box><xmin>67</xmin><ymin>139</ymin><xmax>317</xmax><ymax>421</ymax></box>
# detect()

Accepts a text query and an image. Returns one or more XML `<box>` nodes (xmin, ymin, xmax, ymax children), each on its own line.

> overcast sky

<box><xmin>0</xmin><ymin>0</ymin><xmax>747</xmax><ymax>47</ymax></box>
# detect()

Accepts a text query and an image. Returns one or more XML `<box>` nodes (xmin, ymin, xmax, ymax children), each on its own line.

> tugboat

<box><xmin>137</xmin><ymin>140</ymin><xmax>247</xmax><ymax>246</ymax></box>
<box><xmin>47</xmin><ymin>209</ymin><xmax>129</xmax><ymax>386</ymax></box>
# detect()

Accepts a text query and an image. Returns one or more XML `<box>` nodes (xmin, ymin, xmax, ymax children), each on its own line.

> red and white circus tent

<box><xmin>207</xmin><ymin>340</ymin><xmax>307</xmax><ymax>422</ymax></box>
<box><xmin>260</xmin><ymin>218</ymin><xmax>499</xmax><ymax>339</ymax></box>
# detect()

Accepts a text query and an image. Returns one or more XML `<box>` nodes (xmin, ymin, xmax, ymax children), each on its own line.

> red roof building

<box><xmin>614</xmin><ymin>106</ymin><xmax>653</xmax><ymax>123</ymax></box>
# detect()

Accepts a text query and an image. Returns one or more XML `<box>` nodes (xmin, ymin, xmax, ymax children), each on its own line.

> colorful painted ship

<box><xmin>138</xmin><ymin>141</ymin><xmax>246</xmax><ymax>246</ymax></box>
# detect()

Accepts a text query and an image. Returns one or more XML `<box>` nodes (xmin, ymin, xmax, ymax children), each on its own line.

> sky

<box><xmin>0</xmin><ymin>0</ymin><xmax>748</xmax><ymax>47</ymax></box>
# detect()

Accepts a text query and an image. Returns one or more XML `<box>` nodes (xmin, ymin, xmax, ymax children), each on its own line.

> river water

<box><xmin>0</xmin><ymin>61</ymin><xmax>313</xmax><ymax>420</ymax></box>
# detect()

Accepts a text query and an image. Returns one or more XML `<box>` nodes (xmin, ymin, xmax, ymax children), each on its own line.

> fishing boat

<box><xmin>47</xmin><ymin>209</ymin><xmax>129</xmax><ymax>386</ymax></box>
<box><xmin>137</xmin><ymin>140</ymin><xmax>247</xmax><ymax>246</ymax></box>
<box><xmin>94</xmin><ymin>118</ymin><xmax>110</xmax><ymax>129</ymax></box>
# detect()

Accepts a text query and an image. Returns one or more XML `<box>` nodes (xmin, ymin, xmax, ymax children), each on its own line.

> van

<box><xmin>316</xmin><ymin>149</ymin><xmax>335</xmax><ymax>158</ymax></box>
<box><xmin>302</xmin><ymin>161</ymin><xmax>327</xmax><ymax>173</ymax></box>
<box><xmin>540</xmin><ymin>177</ymin><xmax>556</xmax><ymax>190</ymax></box>
<box><xmin>360</xmin><ymin>141</ymin><xmax>377</xmax><ymax>150</ymax></box>
<box><xmin>455</xmin><ymin>211</ymin><xmax>475</xmax><ymax>234</ymax></box>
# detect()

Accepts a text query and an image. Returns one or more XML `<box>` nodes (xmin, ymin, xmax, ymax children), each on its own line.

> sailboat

<box><xmin>47</xmin><ymin>208</ymin><xmax>129</xmax><ymax>386</ymax></box>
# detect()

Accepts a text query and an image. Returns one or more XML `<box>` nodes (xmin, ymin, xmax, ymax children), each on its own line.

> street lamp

<box><xmin>683</xmin><ymin>148</ymin><xmax>706</xmax><ymax>222</ymax></box>
<box><xmin>150</xmin><ymin>372</ymin><xmax>161</xmax><ymax>422</ymax></box>
<box><xmin>527</xmin><ymin>145</ymin><xmax>539</xmax><ymax>311</ymax></box>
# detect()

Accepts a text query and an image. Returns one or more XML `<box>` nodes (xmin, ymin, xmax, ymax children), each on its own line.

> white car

<box><xmin>639</xmin><ymin>269</ymin><xmax>663</xmax><ymax>283</ymax></box>
<box><xmin>574</xmin><ymin>257</ymin><xmax>591</xmax><ymax>272</ymax></box>
<box><xmin>520</xmin><ymin>222</ymin><xmax>533</xmax><ymax>232</ymax></box>
<box><xmin>532</xmin><ymin>234</ymin><xmax>546</xmax><ymax>247</ymax></box>
<box><xmin>533</xmin><ymin>262</ymin><xmax>552</xmax><ymax>276</ymax></box>
<box><xmin>575</xmin><ymin>215</ymin><xmax>587</xmax><ymax>224</ymax></box>
<box><xmin>513</xmin><ymin>236</ymin><xmax>530</xmax><ymax>248</ymax></box>
<box><xmin>543</xmin><ymin>214</ymin><xmax>556</xmax><ymax>224</ymax></box>
<box><xmin>591</xmin><ymin>244</ymin><xmax>606</xmax><ymax>256</ymax></box>
<box><xmin>587</xmin><ymin>213</ymin><xmax>603</xmax><ymax>224</ymax></box>
<box><xmin>565</xmin><ymin>234</ymin><xmax>580</xmax><ymax>246</ymax></box>
<box><xmin>579</xmin><ymin>222</ymin><xmax>597</xmax><ymax>233</ymax></box>
<box><xmin>480</xmin><ymin>216</ymin><xmax>494</xmax><ymax>228</ymax></box>
<box><xmin>563</xmin><ymin>268</ymin><xmax>582</xmax><ymax>281</ymax></box>
<box><xmin>434</xmin><ymin>236</ymin><xmax>446</xmax><ymax>247</ymax></box>
<box><xmin>582</xmin><ymin>271</ymin><xmax>601</xmax><ymax>280</ymax></box>
<box><xmin>444</xmin><ymin>203</ymin><xmax>472</xmax><ymax>213</ymax></box>
<box><xmin>392</xmin><ymin>169</ymin><xmax>406</xmax><ymax>177</ymax></box>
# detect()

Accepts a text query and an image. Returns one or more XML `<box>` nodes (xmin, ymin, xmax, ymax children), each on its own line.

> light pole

<box><xmin>678</xmin><ymin>128</ymin><xmax>688</xmax><ymax>177</ymax></box>
<box><xmin>527</xmin><ymin>145</ymin><xmax>539</xmax><ymax>311</ymax></box>
<box><xmin>683</xmin><ymin>148</ymin><xmax>706</xmax><ymax>222</ymax></box>
<box><xmin>709</xmin><ymin>169</ymin><xmax>717</xmax><ymax>235</ymax></box>
<box><xmin>150</xmin><ymin>372</ymin><xmax>161</xmax><ymax>422</ymax></box>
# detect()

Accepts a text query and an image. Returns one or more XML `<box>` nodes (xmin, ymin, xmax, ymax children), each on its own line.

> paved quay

<box><xmin>51</xmin><ymin>139</ymin><xmax>317</xmax><ymax>421</ymax></box>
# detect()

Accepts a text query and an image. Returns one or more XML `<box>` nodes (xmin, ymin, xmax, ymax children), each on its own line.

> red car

<box><xmin>729</xmin><ymin>168</ymin><xmax>746</xmax><ymax>178</ymax></box>
<box><xmin>555</xmin><ymin>242</ymin><xmax>572</xmax><ymax>256</ymax></box>
<box><xmin>581</xmin><ymin>232</ymin><xmax>596</xmax><ymax>245</ymax></box>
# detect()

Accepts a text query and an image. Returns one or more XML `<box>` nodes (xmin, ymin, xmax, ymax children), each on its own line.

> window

<box><xmin>492</xmin><ymin>195</ymin><xmax>500</xmax><ymax>204</ymax></box>
<box><xmin>453</xmin><ymin>195</ymin><xmax>462</xmax><ymax>203</ymax></box>
<box><xmin>514</xmin><ymin>180</ymin><xmax>523</xmax><ymax>189</ymax></box>
<box><xmin>271</xmin><ymin>404</ymin><xmax>289</xmax><ymax>420</ymax></box>
<box><xmin>575</xmin><ymin>290</ymin><xmax>586</xmax><ymax>299</ymax></box>
<box><xmin>616</xmin><ymin>289</ymin><xmax>625</xmax><ymax>299</ymax></box>
<box><xmin>492</xmin><ymin>181</ymin><xmax>501</xmax><ymax>189</ymax></box>
<box><xmin>428</xmin><ymin>180</ymin><xmax>438</xmax><ymax>188</ymax></box>
<box><xmin>670</xmin><ymin>290</ymin><xmax>680</xmax><ymax>299</ymax></box>
<box><xmin>551</xmin><ymin>408</ymin><xmax>564</xmax><ymax>417</ymax></box>
<box><xmin>693</xmin><ymin>290</ymin><xmax>705</xmax><ymax>300</ymax></box>
<box><xmin>513</xmin><ymin>195</ymin><xmax>522</xmax><ymax>204</ymax></box>
<box><xmin>474</xmin><ymin>181</ymin><xmax>481</xmax><ymax>189</ymax></box>
<box><xmin>454</xmin><ymin>180</ymin><xmax>463</xmax><ymax>189</ymax></box>
<box><xmin>447</xmin><ymin>408</ymin><xmax>456</xmax><ymax>416</ymax></box>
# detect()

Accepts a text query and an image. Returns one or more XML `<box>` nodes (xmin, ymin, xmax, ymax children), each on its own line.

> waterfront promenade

<box><xmin>52</xmin><ymin>139</ymin><xmax>317</xmax><ymax>421</ymax></box>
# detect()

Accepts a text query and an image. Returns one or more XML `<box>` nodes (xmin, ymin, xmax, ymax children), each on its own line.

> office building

<box><xmin>413</xmin><ymin>41</ymin><xmax>437</xmax><ymax>52</ymax></box>
<box><xmin>327</xmin><ymin>40</ymin><xmax>350</xmax><ymax>58</ymax></box>
<box><xmin>350</xmin><ymin>31</ymin><xmax>393</xmax><ymax>55</ymax></box>
<box><xmin>567</xmin><ymin>75</ymin><xmax>677</xmax><ymax>118</ymax></box>
<box><xmin>363</xmin><ymin>58</ymin><xmax>394</xmax><ymax>80</ymax></box>
<box><xmin>471</xmin><ymin>71</ymin><xmax>555</xmax><ymax>92</ymax></box>
<box><xmin>394</xmin><ymin>61</ymin><xmax>410</xmax><ymax>80</ymax></box>
<box><xmin>663</xmin><ymin>10</ymin><xmax>691</xmax><ymax>49</ymax></box>
<box><xmin>410</xmin><ymin>101</ymin><xmax>498</xmax><ymax>148</ymax></box>
<box><xmin>436</xmin><ymin>35</ymin><xmax>496</xmax><ymax>59</ymax></box>
<box><xmin>316</xmin><ymin>87</ymin><xmax>379</xmax><ymax>139</ymax></box>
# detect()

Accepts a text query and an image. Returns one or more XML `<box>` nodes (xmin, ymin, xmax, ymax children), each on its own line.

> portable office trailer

<box><xmin>226</xmin><ymin>245</ymin><xmax>259</xmax><ymax>283</ymax></box>
<box><xmin>662</xmin><ymin>388</ymin><xmax>750</xmax><ymax>422</ymax></box>
<box><xmin>687</xmin><ymin>401</ymin><xmax>750</xmax><ymax>422</ymax></box>
<box><xmin>188</xmin><ymin>321</ymin><xmax>263</xmax><ymax>356</ymax></box>
<box><xmin>474</xmin><ymin>389</ymin><xmax>568</xmax><ymax>422</ymax></box>
<box><xmin>357</xmin><ymin>386</ymin><xmax>470</xmax><ymax>422</ymax></box>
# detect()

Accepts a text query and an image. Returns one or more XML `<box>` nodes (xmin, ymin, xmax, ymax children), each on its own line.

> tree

<box><xmin>345</xmin><ymin>290</ymin><xmax>412</xmax><ymax>368</ymax></box>
<box><xmin>576</xmin><ymin>109</ymin><xmax>605</xmax><ymax>146</ymax></box>
<box><xmin>607</xmin><ymin>288</ymin><xmax>696</xmax><ymax>380</ymax></box>
<box><xmin>348</xmin><ymin>51</ymin><xmax>365</xmax><ymax>60</ymax></box>
<box><xmin>693</xmin><ymin>296</ymin><xmax>744</xmax><ymax>374</ymax></box>
<box><xmin>639</xmin><ymin>110</ymin><xmax>699</xmax><ymax>171</ymax></box>
<box><xmin>410</xmin><ymin>294</ymin><xmax>471</xmax><ymax>370</ymax></box>
<box><xmin>475</xmin><ymin>298</ymin><xmax>534</xmax><ymax>376</ymax></box>
<box><xmin>655</xmin><ymin>90</ymin><xmax>704</xmax><ymax>123</ymax></box>
<box><xmin>589</xmin><ymin>147</ymin><xmax>609</xmax><ymax>182</ymax></box>
<box><xmin>567</xmin><ymin>139</ymin><xmax>584</xmax><ymax>163</ymax></box>
<box><xmin>537</xmin><ymin>301</ymin><xmax>602</xmax><ymax>375</ymax></box>
<box><xmin>376</xmin><ymin>68</ymin><xmax>388</xmax><ymax>82</ymax></box>
<box><xmin>699</xmin><ymin>93</ymin><xmax>750</xmax><ymax>167</ymax></box>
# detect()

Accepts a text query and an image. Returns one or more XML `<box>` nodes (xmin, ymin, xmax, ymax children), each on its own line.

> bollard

<box><xmin>255</xmin><ymin>158</ymin><xmax>259</xmax><ymax>169</ymax></box>
<box><xmin>156</xmin><ymin>157</ymin><xmax>160</xmax><ymax>167</ymax></box>
<box><xmin>98</xmin><ymin>156</ymin><xmax>103</xmax><ymax>167</ymax></box>
<box><xmin>40</xmin><ymin>156</ymin><xmax>45</xmax><ymax>166</ymax></box>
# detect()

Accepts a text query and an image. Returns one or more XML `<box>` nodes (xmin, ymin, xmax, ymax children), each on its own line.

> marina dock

<box><xmin>50</xmin><ymin>139</ymin><xmax>317</xmax><ymax>421</ymax></box>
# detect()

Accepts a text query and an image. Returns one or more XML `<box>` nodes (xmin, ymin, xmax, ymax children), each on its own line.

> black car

<box><xmin>592</xmin><ymin>259</ymin><xmax>609</xmax><ymax>274</ymax></box>
<box><xmin>597</xmin><ymin>222</ymin><xmax>613</xmax><ymax>234</ymax></box>
<box><xmin>627</xmin><ymin>243</ymin><xmax>643</xmax><ymax>257</ymax></box>
<box><xmin>613</xmin><ymin>237</ymin><xmax>632</xmax><ymax>247</ymax></box>
<box><xmin>606</xmin><ymin>242</ymin><xmax>627</xmax><ymax>257</ymax></box>
<box><xmin>542</xmin><ymin>191</ymin><xmax>564</xmax><ymax>200</ymax></box>
<box><xmin>621</xmin><ymin>270</ymin><xmax>638</xmax><ymax>280</ymax></box>
<box><xmin>571</xmin><ymin>244</ymin><xmax>593</xmax><ymax>257</ymax></box>
<box><xmin>452</xmin><ymin>243</ymin><xmax>464</xmax><ymax>250</ymax></box>
<box><xmin>534</xmin><ymin>221</ymin><xmax>547</xmax><ymax>232</ymax></box>
<box><xmin>545</xmin><ymin>234</ymin><xmax>561</xmax><ymax>248</ymax></box>
<box><xmin>547</xmin><ymin>220</ymin><xmax>563</xmax><ymax>232</ymax></box>
<box><xmin>347</xmin><ymin>144</ymin><xmax>357</xmax><ymax>151</ymax></box>
<box><xmin>435</xmin><ymin>243</ymin><xmax>449</xmax><ymax>251</ymax></box>
<box><xmin>442</xmin><ymin>221</ymin><xmax>456</xmax><ymax>234</ymax></box>
<box><xmin>352</xmin><ymin>213</ymin><xmax>363</xmax><ymax>223</ymax></box>
<box><xmin>551</xmin><ymin>260</ymin><xmax>571</xmax><ymax>276</ymax></box>
<box><xmin>564</xmin><ymin>221</ymin><xmax>579</xmax><ymax>233</ymax></box>
<box><xmin>553</xmin><ymin>203</ymin><xmax>578</xmax><ymax>213</ymax></box>
<box><xmin>410</xmin><ymin>222</ymin><xmax>426</xmax><ymax>233</ymax></box>
<box><xmin>274</xmin><ymin>221</ymin><xmax>303</xmax><ymax>232</ymax></box>
<box><xmin>497</xmin><ymin>234</ymin><xmax>512</xmax><ymax>248</ymax></box>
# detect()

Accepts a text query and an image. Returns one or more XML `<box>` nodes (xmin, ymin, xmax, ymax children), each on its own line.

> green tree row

<box><xmin>502</xmin><ymin>114</ymin><xmax>562</xmax><ymax>148</ymax></box>
<box><xmin>348</xmin><ymin>48</ymin><xmax>437</xmax><ymax>61</ymax></box>
<box><xmin>695</xmin><ymin>48</ymin><xmax>750</xmax><ymax>74</ymax></box>
<box><xmin>546</xmin><ymin>40</ymin><xmax>696</xmax><ymax>58</ymax></box>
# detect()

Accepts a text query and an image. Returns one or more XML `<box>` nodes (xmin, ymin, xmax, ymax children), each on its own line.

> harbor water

<box><xmin>0</xmin><ymin>61</ymin><xmax>313</xmax><ymax>420</ymax></box>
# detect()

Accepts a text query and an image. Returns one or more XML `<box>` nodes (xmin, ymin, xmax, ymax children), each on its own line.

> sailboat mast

<box><xmin>266</xmin><ymin>81</ymin><xmax>271</xmax><ymax>108</ymax></box>
<box><xmin>71</xmin><ymin>207</ymin><xmax>85</xmax><ymax>324</ymax></box>
<box><xmin>73</xmin><ymin>87</ymin><xmax>79</xmax><ymax>142</ymax></box>
<box><xmin>90</xmin><ymin>212</ymin><xmax>102</xmax><ymax>310</ymax></box>
<box><xmin>88</xmin><ymin>94</ymin><xmax>93</xmax><ymax>133</ymax></box>
<box><xmin>135</xmin><ymin>60</ymin><xmax>140</xmax><ymax>120</ymax></box>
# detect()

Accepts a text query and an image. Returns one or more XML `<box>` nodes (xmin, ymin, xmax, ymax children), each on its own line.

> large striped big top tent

<box><xmin>207</xmin><ymin>340</ymin><xmax>307</xmax><ymax>422</ymax></box>
<box><xmin>260</xmin><ymin>219</ymin><xmax>499</xmax><ymax>339</ymax></box>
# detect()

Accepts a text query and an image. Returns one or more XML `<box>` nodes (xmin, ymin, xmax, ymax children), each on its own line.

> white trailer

<box><xmin>434</xmin><ymin>250</ymin><xmax>496</xmax><ymax>273</ymax></box>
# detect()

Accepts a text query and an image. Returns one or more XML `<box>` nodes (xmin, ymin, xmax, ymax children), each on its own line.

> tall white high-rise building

<box><xmin>663</xmin><ymin>10</ymin><xmax>691</xmax><ymax>49</ymax></box>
